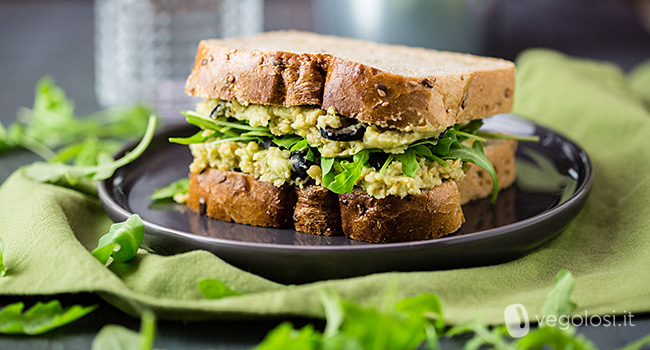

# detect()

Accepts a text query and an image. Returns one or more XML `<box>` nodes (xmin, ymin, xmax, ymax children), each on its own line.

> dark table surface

<box><xmin>1</xmin><ymin>0</ymin><xmax>650</xmax><ymax>348</ymax></box>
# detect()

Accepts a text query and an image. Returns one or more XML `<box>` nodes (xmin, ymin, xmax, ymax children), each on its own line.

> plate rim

<box><xmin>97</xmin><ymin>114</ymin><xmax>594</xmax><ymax>253</ymax></box>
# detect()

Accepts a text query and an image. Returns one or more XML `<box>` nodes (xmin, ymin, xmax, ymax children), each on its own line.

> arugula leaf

<box><xmin>411</xmin><ymin>145</ymin><xmax>449</xmax><ymax>166</ymax></box>
<box><xmin>477</xmin><ymin>131</ymin><xmax>541</xmax><ymax>143</ymax></box>
<box><xmin>445</xmin><ymin>141</ymin><xmax>498</xmax><ymax>203</ymax></box>
<box><xmin>168</xmin><ymin>130</ymin><xmax>210</xmax><ymax>145</ymax></box>
<box><xmin>181</xmin><ymin>110</ymin><xmax>271</xmax><ymax>134</ymax></box>
<box><xmin>514</xmin><ymin>326</ymin><xmax>597</xmax><ymax>350</ymax></box>
<box><xmin>447</xmin><ymin>319</ymin><xmax>514</xmax><ymax>350</ymax></box>
<box><xmin>378</xmin><ymin>153</ymin><xmax>394</xmax><ymax>175</ymax></box>
<box><xmin>255</xmin><ymin>322</ymin><xmax>323</xmax><ymax>350</ymax></box>
<box><xmin>197</xmin><ymin>278</ymin><xmax>242</xmax><ymax>299</ymax></box>
<box><xmin>0</xmin><ymin>300</ymin><xmax>96</xmax><ymax>335</ymax></box>
<box><xmin>272</xmin><ymin>135</ymin><xmax>304</xmax><ymax>149</ymax></box>
<box><xmin>258</xmin><ymin>291</ymin><xmax>445</xmax><ymax>350</ymax></box>
<box><xmin>393</xmin><ymin>149</ymin><xmax>419</xmax><ymax>177</ymax></box>
<box><xmin>321</xmin><ymin>150</ymin><xmax>369</xmax><ymax>194</ymax></box>
<box><xmin>50</xmin><ymin>137</ymin><xmax>123</xmax><ymax>166</ymax></box>
<box><xmin>150</xmin><ymin>178</ymin><xmax>189</xmax><ymax>201</ymax></box>
<box><xmin>458</xmin><ymin>119</ymin><xmax>484</xmax><ymax>135</ymax></box>
<box><xmin>539</xmin><ymin>270</ymin><xmax>577</xmax><ymax>326</ymax></box>
<box><xmin>0</xmin><ymin>237</ymin><xmax>6</xmax><ymax>277</ymax></box>
<box><xmin>22</xmin><ymin>115</ymin><xmax>157</xmax><ymax>186</ymax></box>
<box><xmin>616</xmin><ymin>334</ymin><xmax>650</xmax><ymax>350</ymax></box>
<box><xmin>6</xmin><ymin>77</ymin><xmax>152</xmax><ymax>164</ymax></box>
<box><xmin>92</xmin><ymin>310</ymin><xmax>156</xmax><ymax>350</ymax></box>
<box><xmin>91</xmin><ymin>214</ymin><xmax>144</xmax><ymax>265</ymax></box>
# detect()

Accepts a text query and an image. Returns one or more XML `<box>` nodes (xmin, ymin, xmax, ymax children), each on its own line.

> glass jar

<box><xmin>94</xmin><ymin>0</ymin><xmax>263</xmax><ymax>119</ymax></box>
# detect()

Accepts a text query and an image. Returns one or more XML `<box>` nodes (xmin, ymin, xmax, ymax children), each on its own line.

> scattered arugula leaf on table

<box><xmin>91</xmin><ymin>214</ymin><xmax>144</xmax><ymax>265</ymax></box>
<box><xmin>0</xmin><ymin>300</ymin><xmax>96</xmax><ymax>335</ymax></box>
<box><xmin>197</xmin><ymin>278</ymin><xmax>242</xmax><ymax>299</ymax></box>
<box><xmin>150</xmin><ymin>177</ymin><xmax>189</xmax><ymax>202</ymax></box>
<box><xmin>0</xmin><ymin>237</ymin><xmax>6</xmax><ymax>277</ymax></box>
<box><xmin>255</xmin><ymin>270</ymin><xmax>650</xmax><ymax>350</ymax></box>
<box><xmin>22</xmin><ymin>115</ymin><xmax>157</xmax><ymax>186</ymax></box>
<box><xmin>255</xmin><ymin>291</ymin><xmax>445</xmax><ymax>350</ymax></box>
<box><xmin>1</xmin><ymin>77</ymin><xmax>153</xmax><ymax>164</ymax></box>
<box><xmin>92</xmin><ymin>310</ymin><xmax>156</xmax><ymax>350</ymax></box>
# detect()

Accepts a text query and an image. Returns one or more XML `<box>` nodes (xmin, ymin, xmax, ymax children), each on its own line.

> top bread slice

<box><xmin>185</xmin><ymin>30</ymin><xmax>515</xmax><ymax>132</ymax></box>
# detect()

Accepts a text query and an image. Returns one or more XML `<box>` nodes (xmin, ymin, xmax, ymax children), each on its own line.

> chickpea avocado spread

<box><xmin>173</xmin><ymin>99</ymin><xmax>496</xmax><ymax>200</ymax></box>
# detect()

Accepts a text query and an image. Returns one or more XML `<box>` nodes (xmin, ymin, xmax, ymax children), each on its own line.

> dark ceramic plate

<box><xmin>98</xmin><ymin>114</ymin><xmax>593</xmax><ymax>284</ymax></box>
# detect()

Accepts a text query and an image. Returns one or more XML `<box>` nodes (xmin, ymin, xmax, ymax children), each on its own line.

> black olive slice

<box><xmin>319</xmin><ymin>123</ymin><xmax>366</xmax><ymax>141</ymax></box>
<box><xmin>368</xmin><ymin>152</ymin><xmax>390</xmax><ymax>170</ymax></box>
<box><xmin>290</xmin><ymin>149</ymin><xmax>315</xmax><ymax>180</ymax></box>
<box><xmin>209</xmin><ymin>101</ymin><xmax>228</xmax><ymax>120</ymax></box>
<box><xmin>258</xmin><ymin>139</ymin><xmax>278</xmax><ymax>149</ymax></box>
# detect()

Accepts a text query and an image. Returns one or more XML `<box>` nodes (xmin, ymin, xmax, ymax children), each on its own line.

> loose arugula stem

<box><xmin>477</xmin><ymin>131</ymin><xmax>541</xmax><ymax>142</ymax></box>
<box><xmin>449</xmin><ymin>129</ymin><xmax>487</xmax><ymax>142</ymax></box>
<box><xmin>22</xmin><ymin>115</ymin><xmax>157</xmax><ymax>184</ymax></box>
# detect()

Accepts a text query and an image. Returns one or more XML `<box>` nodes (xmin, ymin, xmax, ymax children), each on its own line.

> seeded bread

<box><xmin>185</xmin><ymin>30</ymin><xmax>514</xmax><ymax>131</ymax></box>
<box><xmin>457</xmin><ymin>139</ymin><xmax>518</xmax><ymax>205</ymax></box>
<box><xmin>339</xmin><ymin>181</ymin><xmax>464</xmax><ymax>243</ymax></box>
<box><xmin>293</xmin><ymin>185</ymin><xmax>343</xmax><ymax>236</ymax></box>
<box><xmin>187</xmin><ymin>168</ymin><xmax>467</xmax><ymax>242</ymax></box>
<box><xmin>188</xmin><ymin>169</ymin><xmax>297</xmax><ymax>228</ymax></box>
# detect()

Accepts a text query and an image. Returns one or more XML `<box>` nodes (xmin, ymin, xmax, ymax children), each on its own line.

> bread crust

<box><xmin>187</xmin><ymin>169</ymin><xmax>465</xmax><ymax>242</ymax></box>
<box><xmin>338</xmin><ymin>181</ymin><xmax>465</xmax><ymax>243</ymax></box>
<box><xmin>293</xmin><ymin>186</ymin><xmax>343</xmax><ymax>236</ymax></box>
<box><xmin>185</xmin><ymin>31</ymin><xmax>514</xmax><ymax>131</ymax></box>
<box><xmin>457</xmin><ymin>139</ymin><xmax>518</xmax><ymax>205</ymax></box>
<box><xmin>188</xmin><ymin>168</ymin><xmax>296</xmax><ymax>228</ymax></box>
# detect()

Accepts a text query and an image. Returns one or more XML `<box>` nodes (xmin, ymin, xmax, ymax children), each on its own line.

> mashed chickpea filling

<box><xmin>189</xmin><ymin>139</ymin><xmax>466</xmax><ymax>199</ymax></box>
<box><xmin>178</xmin><ymin>98</ymin><xmax>498</xmax><ymax>201</ymax></box>
<box><xmin>195</xmin><ymin>99</ymin><xmax>445</xmax><ymax>158</ymax></box>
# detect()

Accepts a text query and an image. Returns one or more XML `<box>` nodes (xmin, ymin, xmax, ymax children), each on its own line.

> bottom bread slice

<box><xmin>293</xmin><ymin>185</ymin><xmax>343</xmax><ymax>236</ymax></box>
<box><xmin>187</xmin><ymin>169</ymin><xmax>465</xmax><ymax>242</ymax></box>
<box><xmin>188</xmin><ymin>168</ymin><xmax>296</xmax><ymax>228</ymax></box>
<box><xmin>339</xmin><ymin>181</ymin><xmax>465</xmax><ymax>243</ymax></box>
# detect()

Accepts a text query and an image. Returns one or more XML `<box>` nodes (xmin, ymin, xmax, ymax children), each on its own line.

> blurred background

<box><xmin>1</xmin><ymin>0</ymin><xmax>649</xmax><ymax>121</ymax></box>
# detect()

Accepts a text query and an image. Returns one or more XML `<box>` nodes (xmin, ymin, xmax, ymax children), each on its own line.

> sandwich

<box><xmin>172</xmin><ymin>30</ymin><xmax>517</xmax><ymax>243</ymax></box>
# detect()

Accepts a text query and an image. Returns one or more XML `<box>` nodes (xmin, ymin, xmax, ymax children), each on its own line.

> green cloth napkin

<box><xmin>1</xmin><ymin>49</ymin><xmax>650</xmax><ymax>325</ymax></box>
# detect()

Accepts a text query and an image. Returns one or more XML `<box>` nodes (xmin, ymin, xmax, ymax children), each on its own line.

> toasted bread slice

<box><xmin>457</xmin><ymin>139</ymin><xmax>518</xmax><ymax>205</ymax></box>
<box><xmin>187</xmin><ymin>168</ymin><xmax>465</xmax><ymax>242</ymax></box>
<box><xmin>293</xmin><ymin>185</ymin><xmax>343</xmax><ymax>236</ymax></box>
<box><xmin>185</xmin><ymin>30</ymin><xmax>514</xmax><ymax>131</ymax></box>
<box><xmin>339</xmin><ymin>181</ymin><xmax>464</xmax><ymax>243</ymax></box>
<box><xmin>188</xmin><ymin>169</ymin><xmax>296</xmax><ymax>228</ymax></box>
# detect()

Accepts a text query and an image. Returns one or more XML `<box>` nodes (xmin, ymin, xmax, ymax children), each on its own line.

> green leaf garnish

<box><xmin>539</xmin><ymin>270</ymin><xmax>577</xmax><ymax>326</ymax></box>
<box><xmin>92</xmin><ymin>310</ymin><xmax>156</xmax><ymax>350</ymax></box>
<box><xmin>321</xmin><ymin>150</ymin><xmax>369</xmax><ymax>194</ymax></box>
<box><xmin>0</xmin><ymin>300</ymin><xmax>96</xmax><ymax>335</ymax></box>
<box><xmin>477</xmin><ymin>131</ymin><xmax>541</xmax><ymax>142</ymax></box>
<box><xmin>0</xmin><ymin>237</ymin><xmax>6</xmax><ymax>277</ymax></box>
<box><xmin>445</xmin><ymin>141</ymin><xmax>499</xmax><ymax>203</ymax></box>
<box><xmin>91</xmin><ymin>214</ymin><xmax>144</xmax><ymax>265</ymax></box>
<box><xmin>22</xmin><ymin>115</ymin><xmax>157</xmax><ymax>186</ymax></box>
<box><xmin>272</xmin><ymin>135</ymin><xmax>303</xmax><ymax>149</ymax></box>
<box><xmin>1</xmin><ymin>77</ymin><xmax>153</xmax><ymax>164</ymax></box>
<box><xmin>514</xmin><ymin>326</ymin><xmax>597</xmax><ymax>350</ymax></box>
<box><xmin>197</xmin><ymin>278</ymin><xmax>242</xmax><ymax>299</ymax></box>
<box><xmin>394</xmin><ymin>149</ymin><xmax>419</xmax><ymax>177</ymax></box>
<box><xmin>379</xmin><ymin>153</ymin><xmax>394</xmax><ymax>175</ymax></box>
<box><xmin>257</xmin><ymin>291</ymin><xmax>445</xmax><ymax>350</ymax></box>
<box><xmin>150</xmin><ymin>178</ymin><xmax>189</xmax><ymax>201</ymax></box>
<box><xmin>255</xmin><ymin>322</ymin><xmax>323</xmax><ymax>350</ymax></box>
<box><xmin>168</xmin><ymin>130</ymin><xmax>210</xmax><ymax>145</ymax></box>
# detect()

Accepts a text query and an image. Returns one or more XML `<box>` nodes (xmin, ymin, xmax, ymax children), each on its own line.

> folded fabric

<box><xmin>1</xmin><ymin>49</ymin><xmax>649</xmax><ymax>325</ymax></box>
